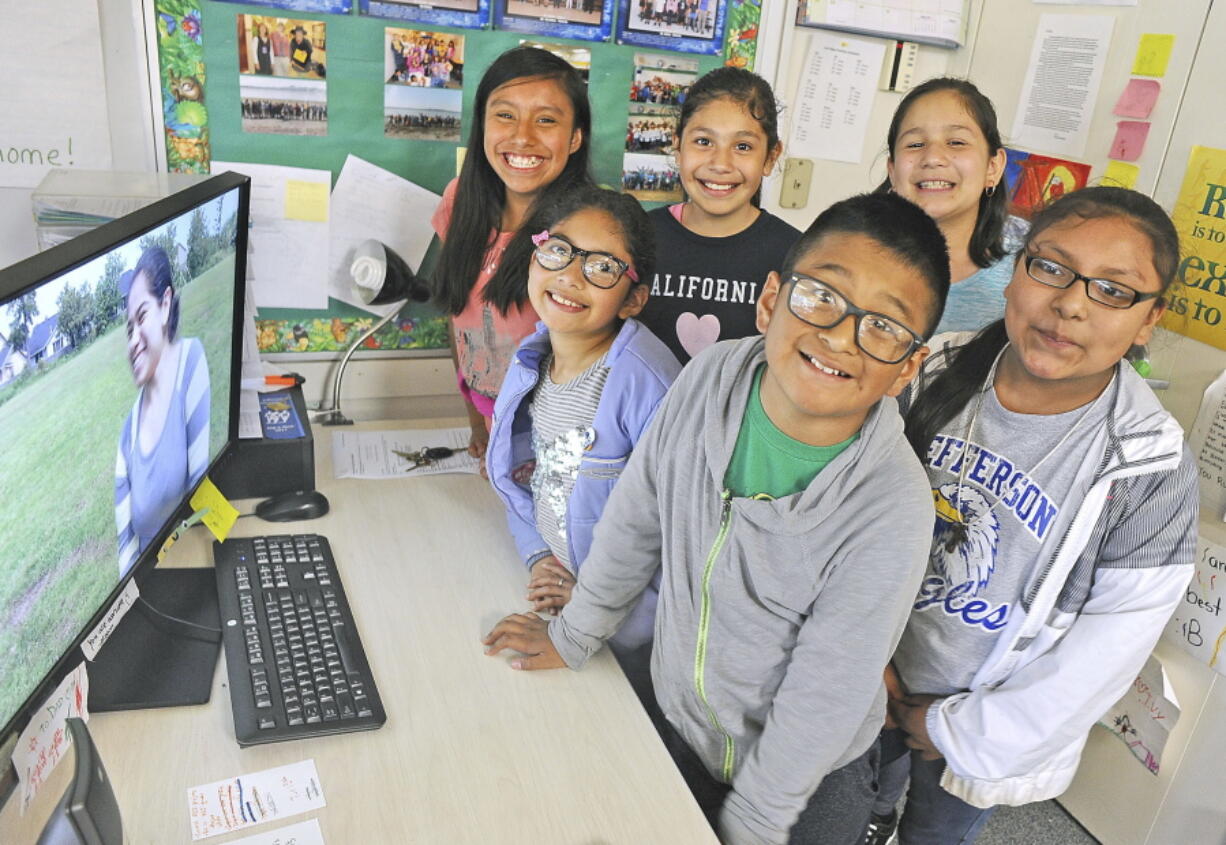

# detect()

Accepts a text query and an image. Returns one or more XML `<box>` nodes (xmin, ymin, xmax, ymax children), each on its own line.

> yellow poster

<box><xmin>1159</xmin><ymin>146</ymin><xmax>1226</xmax><ymax>349</ymax></box>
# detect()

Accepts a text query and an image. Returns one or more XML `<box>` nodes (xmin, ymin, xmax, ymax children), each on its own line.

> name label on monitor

<box><xmin>80</xmin><ymin>579</ymin><xmax>140</xmax><ymax>662</ymax></box>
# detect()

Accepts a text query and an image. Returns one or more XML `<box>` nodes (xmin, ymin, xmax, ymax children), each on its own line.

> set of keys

<box><xmin>392</xmin><ymin>446</ymin><xmax>457</xmax><ymax>472</ymax></box>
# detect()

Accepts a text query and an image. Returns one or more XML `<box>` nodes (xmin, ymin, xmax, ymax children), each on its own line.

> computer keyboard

<box><xmin>213</xmin><ymin>533</ymin><xmax>386</xmax><ymax>746</ymax></box>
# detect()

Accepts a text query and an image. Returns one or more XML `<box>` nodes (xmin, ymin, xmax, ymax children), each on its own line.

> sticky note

<box><xmin>455</xmin><ymin>146</ymin><xmax>467</xmax><ymax>177</ymax></box>
<box><xmin>1109</xmin><ymin>121</ymin><xmax>1151</xmax><ymax>162</ymax></box>
<box><xmin>1132</xmin><ymin>34</ymin><xmax>1174</xmax><ymax>77</ymax></box>
<box><xmin>285</xmin><ymin>179</ymin><xmax>329</xmax><ymax>222</ymax></box>
<box><xmin>1113</xmin><ymin>78</ymin><xmax>1160</xmax><ymax>119</ymax></box>
<box><xmin>190</xmin><ymin>477</ymin><xmax>240</xmax><ymax>542</ymax></box>
<box><xmin>1103</xmin><ymin>160</ymin><xmax>1139</xmax><ymax>190</ymax></box>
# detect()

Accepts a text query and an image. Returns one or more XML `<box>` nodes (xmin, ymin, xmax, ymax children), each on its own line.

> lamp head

<box><xmin>350</xmin><ymin>239</ymin><xmax>430</xmax><ymax>306</ymax></box>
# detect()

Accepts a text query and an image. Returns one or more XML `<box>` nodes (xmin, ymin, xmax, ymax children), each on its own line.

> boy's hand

<box><xmin>528</xmin><ymin>557</ymin><xmax>575</xmax><ymax>615</ymax></box>
<box><xmin>482</xmin><ymin>613</ymin><xmax>566</xmax><ymax>670</ymax></box>
<box><xmin>895</xmin><ymin>694</ymin><xmax>943</xmax><ymax>760</ymax></box>
<box><xmin>883</xmin><ymin>663</ymin><xmax>907</xmax><ymax>729</ymax></box>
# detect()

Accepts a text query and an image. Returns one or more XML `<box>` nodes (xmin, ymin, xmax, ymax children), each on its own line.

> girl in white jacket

<box><xmin>870</xmin><ymin>186</ymin><xmax>1197</xmax><ymax>845</ymax></box>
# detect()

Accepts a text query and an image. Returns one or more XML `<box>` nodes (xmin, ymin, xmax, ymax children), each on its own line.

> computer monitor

<box><xmin>0</xmin><ymin>173</ymin><xmax>249</xmax><ymax>793</ymax></box>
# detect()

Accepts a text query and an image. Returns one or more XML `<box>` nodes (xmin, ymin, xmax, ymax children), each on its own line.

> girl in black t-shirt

<box><xmin>637</xmin><ymin>67</ymin><xmax>800</xmax><ymax>365</ymax></box>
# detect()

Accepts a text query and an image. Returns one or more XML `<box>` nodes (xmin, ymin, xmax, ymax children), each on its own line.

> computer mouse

<box><xmin>254</xmin><ymin>489</ymin><xmax>330</xmax><ymax>522</ymax></box>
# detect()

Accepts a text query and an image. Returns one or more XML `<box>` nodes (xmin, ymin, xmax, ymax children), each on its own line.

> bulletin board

<box><xmin>190</xmin><ymin>1</ymin><xmax>725</xmax><ymax>353</ymax></box>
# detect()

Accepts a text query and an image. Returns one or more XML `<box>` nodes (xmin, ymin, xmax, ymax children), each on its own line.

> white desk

<box><xmin>1</xmin><ymin>420</ymin><xmax>715</xmax><ymax>844</ymax></box>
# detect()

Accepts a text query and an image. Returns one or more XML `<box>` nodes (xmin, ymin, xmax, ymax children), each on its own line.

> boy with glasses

<box><xmin>485</xmin><ymin>193</ymin><xmax>950</xmax><ymax>845</ymax></box>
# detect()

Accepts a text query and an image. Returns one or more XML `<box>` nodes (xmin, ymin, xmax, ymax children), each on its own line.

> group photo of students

<box><xmin>421</xmin><ymin>44</ymin><xmax>1197</xmax><ymax>845</ymax></box>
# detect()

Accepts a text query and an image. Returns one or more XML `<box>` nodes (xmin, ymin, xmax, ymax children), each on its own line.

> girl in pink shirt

<box><xmin>431</xmin><ymin>46</ymin><xmax>593</xmax><ymax>461</ymax></box>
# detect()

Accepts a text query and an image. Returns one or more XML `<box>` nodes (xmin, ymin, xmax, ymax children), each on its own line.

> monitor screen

<box><xmin>0</xmin><ymin>174</ymin><xmax>248</xmax><ymax>744</ymax></box>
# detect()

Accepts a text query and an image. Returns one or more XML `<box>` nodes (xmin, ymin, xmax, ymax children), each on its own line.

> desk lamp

<box><xmin>313</xmin><ymin>240</ymin><xmax>430</xmax><ymax>426</ymax></box>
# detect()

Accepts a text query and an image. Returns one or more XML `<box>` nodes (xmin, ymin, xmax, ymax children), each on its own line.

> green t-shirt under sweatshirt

<box><xmin>724</xmin><ymin>365</ymin><xmax>858</xmax><ymax>500</ymax></box>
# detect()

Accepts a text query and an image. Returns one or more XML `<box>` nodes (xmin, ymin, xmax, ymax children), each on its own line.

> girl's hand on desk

<box><xmin>482</xmin><ymin>613</ymin><xmax>566</xmax><ymax>670</ymax></box>
<box><xmin>464</xmin><ymin>401</ymin><xmax>490</xmax><ymax>478</ymax></box>
<box><xmin>528</xmin><ymin>557</ymin><xmax>574</xmax><ymax>615</ymax></box>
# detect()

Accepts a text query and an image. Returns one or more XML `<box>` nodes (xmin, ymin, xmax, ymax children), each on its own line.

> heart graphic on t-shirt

<box><xmin>676</xmin><ymin>312</ymin><xmax>721</xmax><ymax>359</ymax></box>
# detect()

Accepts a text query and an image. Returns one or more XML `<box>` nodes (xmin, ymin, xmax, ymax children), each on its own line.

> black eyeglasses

<box><xmin>785</xmin><ymin>274</ymin><xmax>924</xmax><ymax>365</ymax></box>
<box><xmin>1024</xmin><ymin>254</ymin><xmax>1161</xmax><ymax>309</ymax></box>
<box><xmin>531</xmin><ymin>231</ymin><xmax>638</xmax><ymax>289</ymax></box>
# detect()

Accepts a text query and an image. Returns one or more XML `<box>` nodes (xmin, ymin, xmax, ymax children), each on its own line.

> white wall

<box><xmin>0</xmin><ymin>0</ymin><xmax>159</xmax><ymax>270</ymax></box>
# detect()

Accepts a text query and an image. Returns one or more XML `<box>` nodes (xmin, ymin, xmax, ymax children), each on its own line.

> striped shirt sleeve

<box><xmin>115</xmin><ymin>414</ymin><xmax>138</xmax><ymax>577</ymax></box>
<box><xmin>181</xmin><ymin>338</ymin><xmax>211</xmax><ymax>488</ymax></box>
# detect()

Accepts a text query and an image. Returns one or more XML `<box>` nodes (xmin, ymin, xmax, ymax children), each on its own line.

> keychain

<box><xmin>393</xmin><ymin>446</ymin><xmax>456</xmax><ymax>471</ymax></box>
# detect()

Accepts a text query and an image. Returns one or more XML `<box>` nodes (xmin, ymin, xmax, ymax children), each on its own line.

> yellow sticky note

<box><xmin>190</xmin><ymin>477</ymin><xmax>240</xmax><ymax>542</ymax></box>
<box><xmin>1103</xmin><ymin>160</ymin><xmax>1139</xmax><ymax>190</ymax></box>
<box><xmin>1132</xmin><ymin>34</ymin><xmax>1175</xmax><ymax>77</ymax></box>
<box><xmin>456</xmin><ymin>146</ymin><xmax>467</xmax><ymax>177</ymax></box>
<box><xmin>285</xmin><ymin>179</ymin><xmax>329</xmax><ymax>222</ymax></box>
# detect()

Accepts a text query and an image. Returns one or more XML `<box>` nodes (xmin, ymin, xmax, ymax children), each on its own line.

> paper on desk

<box><xmin>13</xmin><ymin>662</ymin><xmax>89</xmax><ymax>814</ymax></box>
<box><xmin>223</xmin><ymin>818</ymin><xmax>325</xmax><ymax>845</ymax></box>
<box><xmin>187</xmin><ymin>759</ymin><xmax>326</xmax><ymax>840</ymax></box>
<box><xmin>785</xmin><ymin>30</ymin><xmax>884</xmax><ymax>165</ymax></box>
<box><xmin>328</xmin><ymin>155</ymin><xmax>439</xmax><ymax>317</ymax></box>
<box><xmin>332</xmin><ymin>427</ymin><xmax>479</xmax><ymax>479</ymax></box>
<box><xmin>1010</xmin><ymin>15</ymin><xmax>1114</xmax><ymax>159</ymax></box>
<box><xmin>1186</xmin><ymin>368</ymin><xmax>1226</xmax><ymax>521</ymax></box>
<box><xmin>213</xmin><ymin>160</ymin><xmax>330</xmax><ymax>309</ymax></box>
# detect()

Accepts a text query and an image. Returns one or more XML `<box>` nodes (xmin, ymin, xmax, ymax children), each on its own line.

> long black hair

<box><xmin>676</xmin><ymin>66</ymin><xmax>781</xmax><ymax>208</ymax></box>
<box><xmin>904</xmin><ymin>186</ymin><xmax>1180</xmax><ymax>457</ymax></box>
<box><xmin>432</xmin><ymin>46</ymin><xmax>593</xmax><ymax>316</ymax></box>
<box><xmin>878</xmin><ymin>77</ymin><xmax>1007</xmax><ymax>269</ymax></box>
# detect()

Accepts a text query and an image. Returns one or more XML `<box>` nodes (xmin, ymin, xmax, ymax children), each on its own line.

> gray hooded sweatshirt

<box><xmin>549</xmin><ymin>336</ymin><xmax>933</xmax><ymax>844</ymax></box>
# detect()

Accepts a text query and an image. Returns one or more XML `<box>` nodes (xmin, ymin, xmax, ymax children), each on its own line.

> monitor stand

<box><xmin>88</xmin><ymin>568</ymin><xmax>221</xmax><ymax>712</ymax></box>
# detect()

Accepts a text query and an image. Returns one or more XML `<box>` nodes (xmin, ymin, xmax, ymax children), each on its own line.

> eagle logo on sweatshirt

<box><xmin>930</xmin><ymin>483</ymin><xmax>1000</xmax><ymax>596</ymax></box>
<box><xmin>913</xmin><ymin>485</ymin><xmax>1011</xmax><ymax>632</ymax></box>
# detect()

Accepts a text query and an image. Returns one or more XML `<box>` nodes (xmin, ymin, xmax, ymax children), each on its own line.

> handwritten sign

<box><xmin>1185</xmin><ymin>369</ymin><xmax>1226</xmax><ymax>521</ymax></box>
<box><xmin>1164</xmin><ymin>537</ymin><xmax>1226</xmax><ymax>676</ymax></box>
<box><xmin>188</xmin><ymin>759</ymin><xmax>326</xmax><ymax>840</ymax></box>
<box><xmin>190</xmin><ymin>478</ymin><xmax>240</xmax><ymax>542</ymax></box>
<box><xmin>0</xmin><ymin>3</ymin><xmax>113</xmax><ymax>188</ymax></box>
<box><xmin>80</xmin><ymin>579</ymin><xmax>139</xmax><ymax>661</ymax></box>
<box><xmin>11</xmin><ymin>662</ymin><xmax>89</xmax><ymax>813</ymax></box>
<box><xmin>1097</xmin><ymin>654</ymin><xmax>1180</xmax><ymax>774</ymax></box>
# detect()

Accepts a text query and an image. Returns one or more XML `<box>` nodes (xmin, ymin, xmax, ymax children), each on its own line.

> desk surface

<box><xmin>1</xmin><ymin>420</ymin><xmax>715</xmax><ymax>844</ymax></box>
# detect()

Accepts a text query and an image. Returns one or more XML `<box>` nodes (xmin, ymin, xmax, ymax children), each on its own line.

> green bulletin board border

<box><xmin>161</xmin><ymin>1</ymin><xmax>729</xmax><ymax>352</ymax></box>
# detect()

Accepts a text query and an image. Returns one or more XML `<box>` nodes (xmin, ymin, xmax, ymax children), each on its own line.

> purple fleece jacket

<box><xmin>487</xmin><ymin>317</ymin><xmax>680</xmax><ymax>650</ymax></box>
